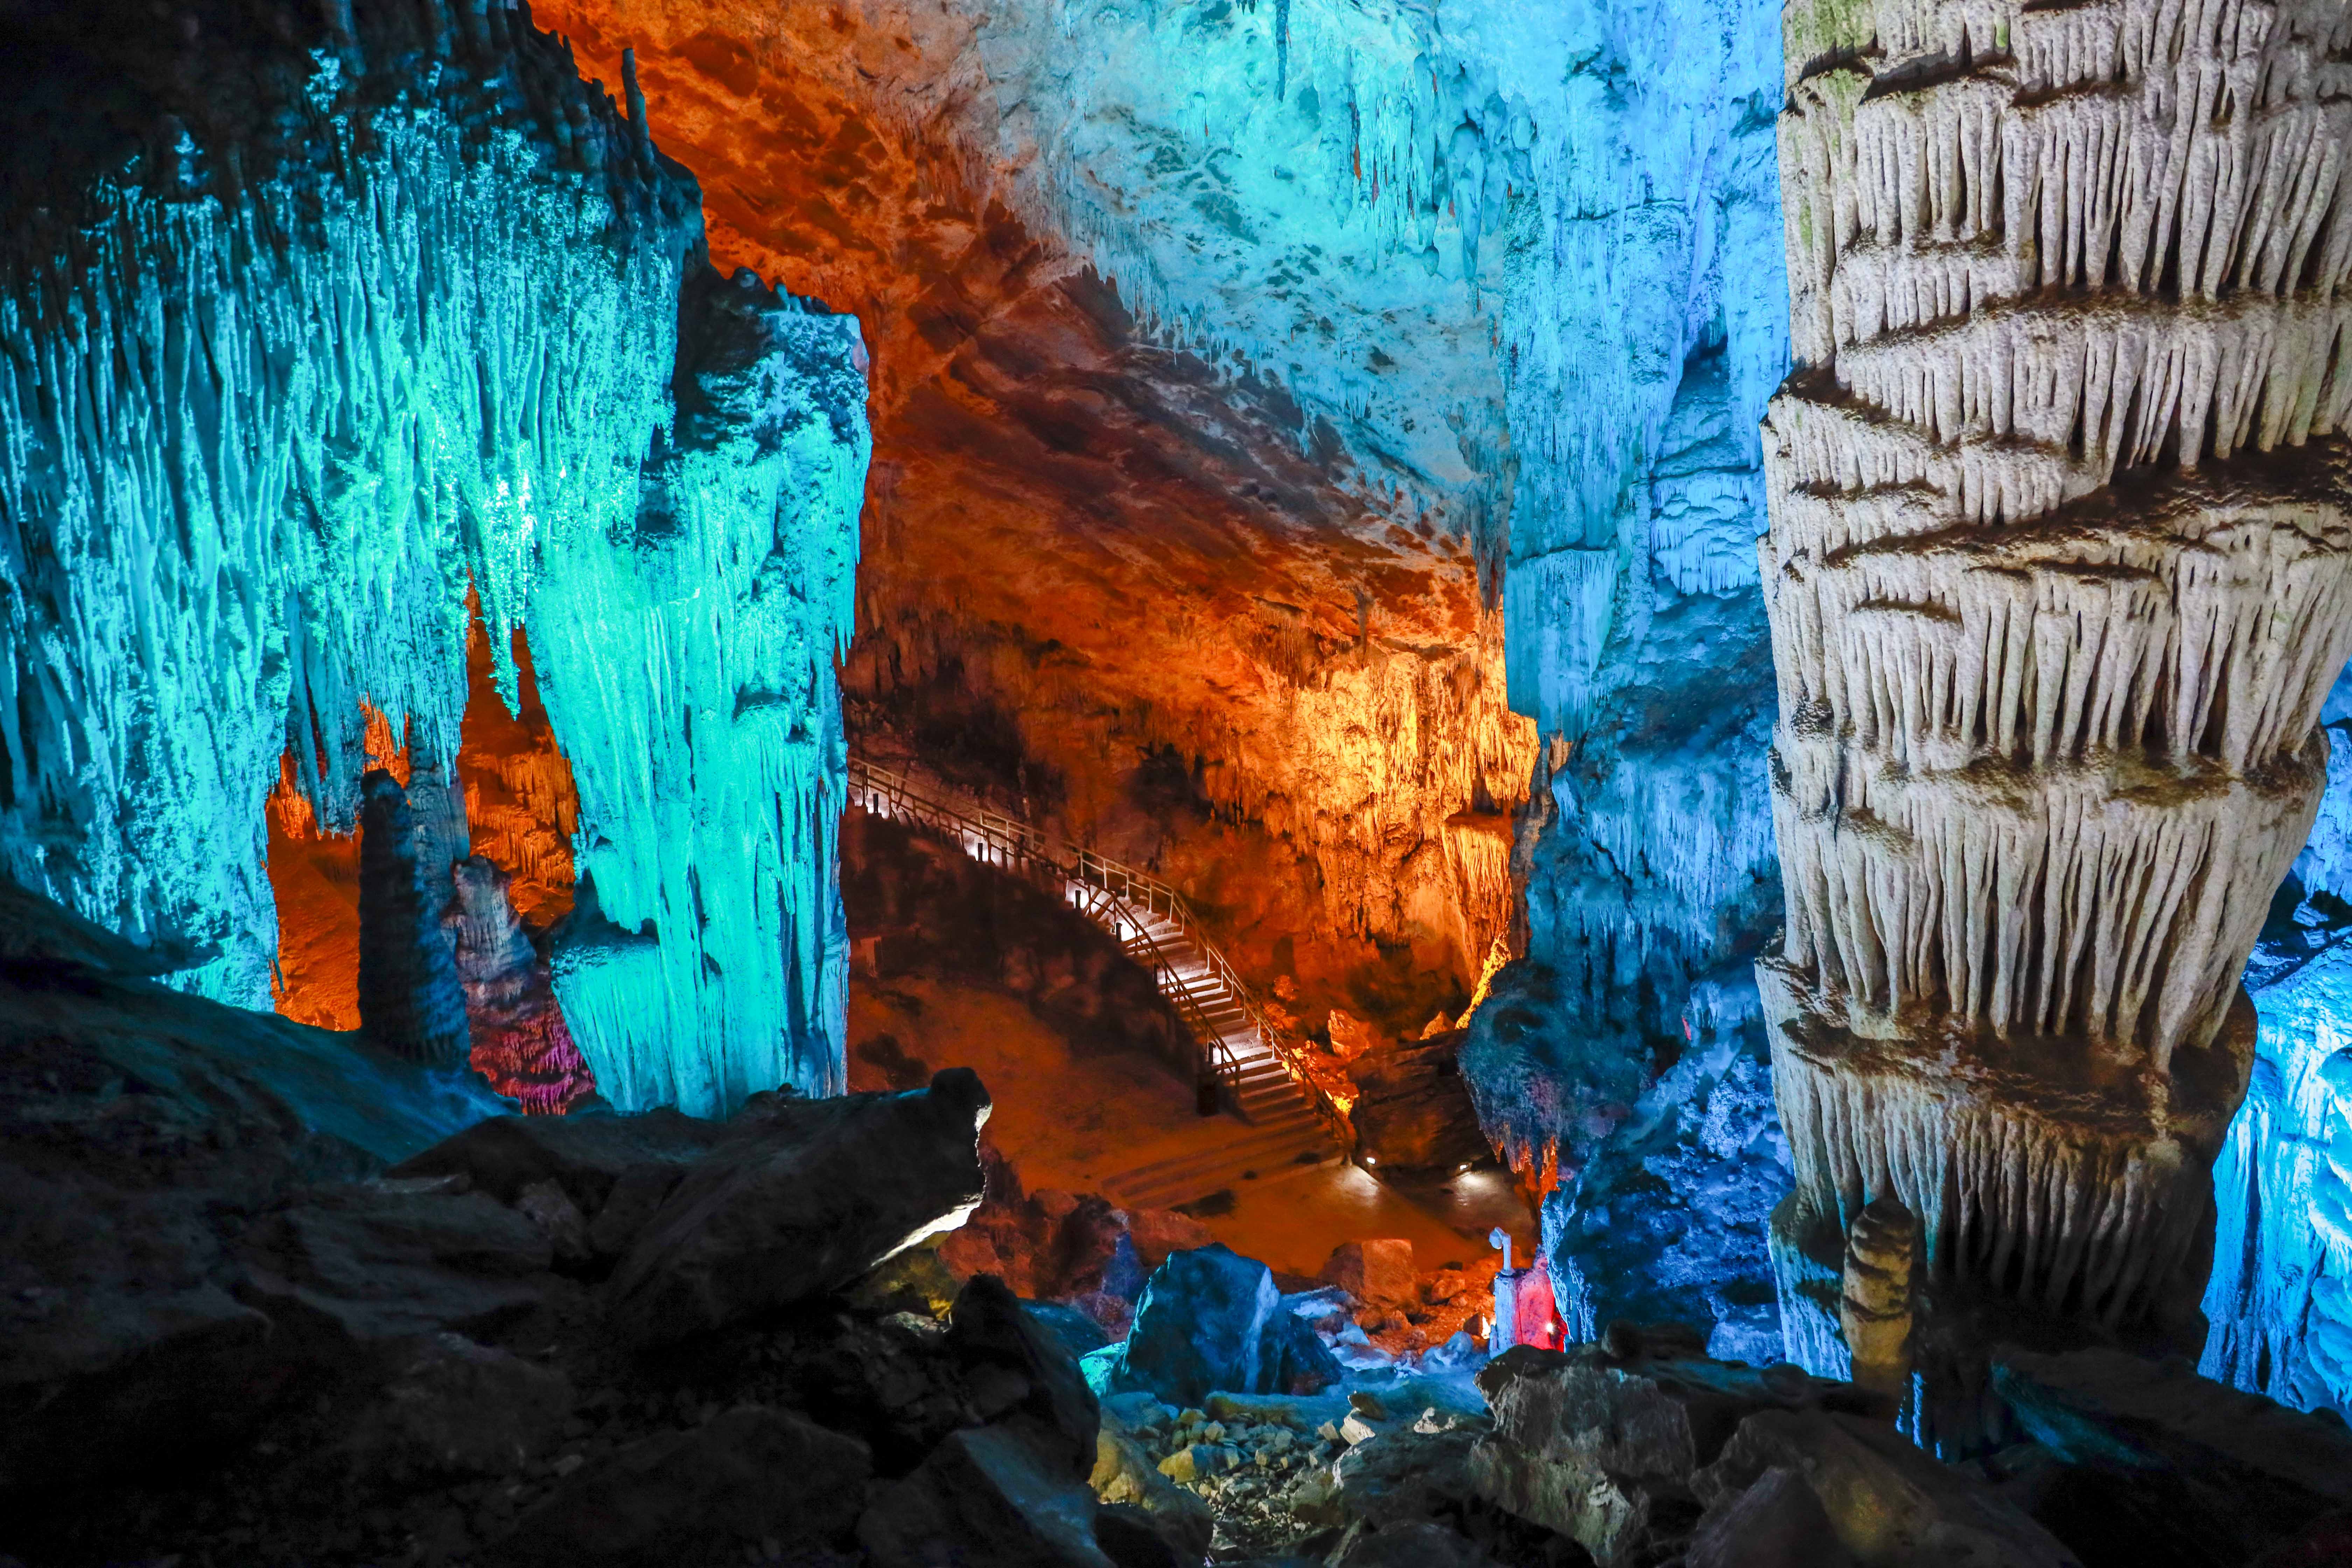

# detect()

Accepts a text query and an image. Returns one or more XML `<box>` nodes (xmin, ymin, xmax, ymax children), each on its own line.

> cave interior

<box><xmin>8</xmin><ymin>0</ymin><xmax>2352</xmax><ymax>1564</ymax></box>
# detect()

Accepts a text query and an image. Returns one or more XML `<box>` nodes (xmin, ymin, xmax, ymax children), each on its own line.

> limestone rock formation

<box><xmin>1535</xmin><ymin>1016</ymin><xmax>1793</xmax><ymax>1364</ymax></box>
<box><xmin>1758</xmin><ymin>0</ymin><xmax>2352</xmax><ymax>1346</ymax></box>
<box><xmin>443</xmin><ymin>856</ymin><xmax>596</xmax><ymax>1114</ymax></box>
<box><xmin>356</xmin><ymin>771</ymin><xmax>472</xmax><ymax>1070</ymax></box>
<box><xmin>0</xmin><ymin>0</ymin><xmax>866</xmax><ymax>1115</ymax></box>
<box><xmin>1840</xmin><ymin>1196</ymin><xmax>1918</xmax><ymax>1405</ymax></box>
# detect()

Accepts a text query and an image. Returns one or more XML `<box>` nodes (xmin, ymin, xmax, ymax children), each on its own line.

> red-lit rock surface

<box><xmin>444</xmin><ymin>858</ymin><xmax>597</xmax><ymax>1115</ymax></box>
<box><xmin>531</xmin><ymin>1</ymin><xmax>1539</xmax><ymax>1040</ymax></box>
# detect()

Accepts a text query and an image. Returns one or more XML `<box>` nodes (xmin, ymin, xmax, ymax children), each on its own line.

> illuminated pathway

<box><xmin>846</xmin><ymin>757</ymin><xmax>1337</xmax><ymax>1209</ymax></box>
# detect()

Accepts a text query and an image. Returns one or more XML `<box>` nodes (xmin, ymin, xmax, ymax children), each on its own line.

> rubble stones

<box><xmin>1090</xmin><ymin>1422</ymin><xmax>1216</xmax><ymax>1561</ymax></box>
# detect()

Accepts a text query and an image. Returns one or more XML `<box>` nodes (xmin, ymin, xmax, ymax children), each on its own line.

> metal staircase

<box><xmin>846</xmin><ymin>757</ymin><xmax>1344</xmax><ymax>1208</ymax></box>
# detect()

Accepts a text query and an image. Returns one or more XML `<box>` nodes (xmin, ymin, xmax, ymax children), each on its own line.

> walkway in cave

<box><xmin>847</xmin><ymin>757</ymin><xmax>1337</xmax><ymax>1209</ymax></box>
<box><xmin>1091</xmin><ymin>903</ymin><xmax>1329</xmax><ymax>1212</ymax></box>
<box><xmin>844</xmin><ymin>757</ymin><xmax>1533</xmax><ymax>1276</ymax></box>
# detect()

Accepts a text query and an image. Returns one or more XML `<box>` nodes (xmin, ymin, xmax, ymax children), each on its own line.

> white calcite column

<box><xmin>1760</xmin><ymin>0</ymin><xmax>2352</xmax><ymax>1337</ymax></box>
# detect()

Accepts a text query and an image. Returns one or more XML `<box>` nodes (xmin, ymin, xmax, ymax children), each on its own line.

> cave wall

<box><xmin>1443</xmin><ymin>0</ymin><xmax>1795</xmax><ymax>1358</ymax></box>
<box><xmin>519</xmin><ymin>0</ymin><xmax>1802</xmax><ymax>1342</ymax></box>
<box><xmin>0</xmin><ymin>0</ymin><xmax>864</xmax><ymax>1114</ymax></box>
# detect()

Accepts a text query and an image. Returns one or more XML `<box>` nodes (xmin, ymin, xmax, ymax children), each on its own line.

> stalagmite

<box><xmin>356</xmin><ymin>771</ymin><xmax>471</xmax><ymax>1069</ymax></box>
<box><xmin>1841</xmin><ymin>1196</ymin><xmax>1919</xmax><ymax>1405</ymax></box>
<box><xmin>1760</xmin><ymin>0</ymin><xmax>2352</xmax><ymax>1348</ymax></box>
<box><xmin>444</xmin><ymin>856</ymin><xmax>595</xmax><ymax>1114</ymax></box>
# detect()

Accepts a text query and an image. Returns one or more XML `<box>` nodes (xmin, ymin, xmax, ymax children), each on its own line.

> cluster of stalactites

<box><xmin>0</xmin><ymin>9</ymin><xmax>697</xmax><ymax>1003</ymax></box>
<box><xmin>1784</xmin><ymin>0</ymin><xmax>2352</xmax><ymax>370</ymax></box>
<box><xmin>1758</xmin><ymin>0</ymin><xmax>2352</xmax><ymax>1332</ymax></box>
<box><xmin>1763</xmin><ymin>0</ymin><xmax>2352</xmax><ymax>1056</ymax></box>
<box><xmin>1766</xmin><ymin>963</ymin><xmax>2254</xmax><ymax>1329</ymax></box>
<box><xmin>0</xmin><ymin>5</ymin><xmax>866</xmax><ymax>1115</ymax></box>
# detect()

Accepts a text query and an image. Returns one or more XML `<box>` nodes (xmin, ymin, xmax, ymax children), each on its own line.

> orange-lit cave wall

<box><xmin>266</xmin><ymin>608</ymin><xmax>596</xmax><ymax>1111</ymax></box>
<box><xmin>530</xmin><ymin>0</ymin><xmax>1539</xmax><ymax>1046</ymax></box>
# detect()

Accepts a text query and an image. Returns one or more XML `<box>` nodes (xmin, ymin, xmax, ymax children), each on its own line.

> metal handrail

<box><xmin>845</xmin><ymin>755</ymin><xmax>1340</xmax><ymax>1132</ymax></box>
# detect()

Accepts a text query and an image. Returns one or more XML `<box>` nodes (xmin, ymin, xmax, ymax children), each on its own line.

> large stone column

<box><xmin>1760</xmin><ymin>0</ymin><xmax>2352</xmax><ymax>1352</ymax></box>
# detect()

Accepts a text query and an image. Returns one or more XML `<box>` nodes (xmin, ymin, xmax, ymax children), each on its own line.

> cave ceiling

<box><xmin>533</xmin><ymin>0</ymin><xmax>1554</xmax><ymax>1028</ymax></box>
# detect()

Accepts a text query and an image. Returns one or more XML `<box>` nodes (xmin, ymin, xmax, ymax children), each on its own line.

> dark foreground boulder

<box><xmin>486</xmin><ymin>1405</ymin><xmax>872</xmax><ymax>1567</ymax></box>
<box><xmin>0</xmin><ymin>878</ymin><xmax>508</xmax><ymax>1498</ymax></box>
<box><xmin>951</xmin><ymin>1274</ymin><xmax>1101</xmax><ymax>1478</ymax></box>
<box><xmin>861</xmin><ymin>1423</ymin><xmax>1116</xmax><ymax>1568</ymax></box>
<box><xmin>388</xmin><ymin>1107</ymin><xmax>726</xmax><ymax>1260</ymax></box>
<box><xmin>608</xmin><ymin>1068</ymin><xmax>991</xmax><ymax>1345</ymax></box>
<box><xmin>338</xmin><ymin>1332</ymin><xmax>575</xmax><ymax>1480</ymax></box>
<box><xmin>1692</xmin><ymin>1408</ymin><xmax>2077</xmax><ymax>1568</ymax></box>
<box><xmin>1467</xmin><ymin>1336</ymin><xmax>2073</xmax><ymax>1566</ymax></box>
<box><xmin>236</xmin><ymin>1180</ymin><xmax>555</xmax><ymax>1340</ymax></box>
<box><xmin>1992</xmin><ymin>1347</ymin><xmax>2352</xmax><ymax>1566</ymax></box>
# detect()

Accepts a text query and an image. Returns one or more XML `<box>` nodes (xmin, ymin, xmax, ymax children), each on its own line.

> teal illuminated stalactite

<box><xmin>0</xmin><ymin>7</ymin><xmax>866</xmax><ymax>1113</ymax></box>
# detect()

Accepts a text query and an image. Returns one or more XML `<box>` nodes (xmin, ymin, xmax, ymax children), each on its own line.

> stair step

<box><xmin>849</xmin><ymin>760</ymin><xmax>1345</xmax><ymax>1212</ymax></box>
<box><xmin>1111</xmin><ymin>1154</ymin><xmax>1339</xmax><ymax>1209</ymax></box>
<box><xmin>1235</xmin><ymin>1072</ymin><xmax>1304</xmax><ymax>1094</ymax></box>
<box><xmin>1101</xmin><ymin>1124</ymin><xmax>1335</xmax><ymax>1189</ymax></box>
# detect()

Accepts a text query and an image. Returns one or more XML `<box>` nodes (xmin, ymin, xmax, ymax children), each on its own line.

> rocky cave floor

<box><xmin>11</xmin><ymin>877</ymin><xmax>2352</xmax><ymax>1568</ymax></box>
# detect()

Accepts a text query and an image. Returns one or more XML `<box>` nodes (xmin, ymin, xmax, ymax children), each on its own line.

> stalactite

<box><xmin>1760</xmin><ymin>0</ymin><xmax>2352</xmax><ymax>1343</ymax></box>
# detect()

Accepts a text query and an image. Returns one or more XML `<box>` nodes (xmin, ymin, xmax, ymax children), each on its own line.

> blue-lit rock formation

<box><xmin>1452</xmin><ymin>0</ymin><xmax>1792</xmax><ymax>1356</ymax></box>
<box><xmin>2206</xmin><ymin>668</ymin><xmax>2352</xmax><ymax>1418</ymax></box>
<box><xmin>0</xmin><ymin>2</ymin><xmax>865</xmax><ymax>1113</ymax></box>
<box><xmin>958</xmin><ymin>0</ymin><xmax>1795</xmax><ymax>1347</ymax></box>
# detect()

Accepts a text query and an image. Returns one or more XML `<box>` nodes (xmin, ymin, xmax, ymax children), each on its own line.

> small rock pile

<box><xmin>937</xmin><ymin>1144</ymin><xmax>1218</xmax><ymax>1337</ymax></box>
<box><xmin>1314</xmin><ymin>1239</ymin><xmax>1500</xmax><ymax>1361</ymax></box>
